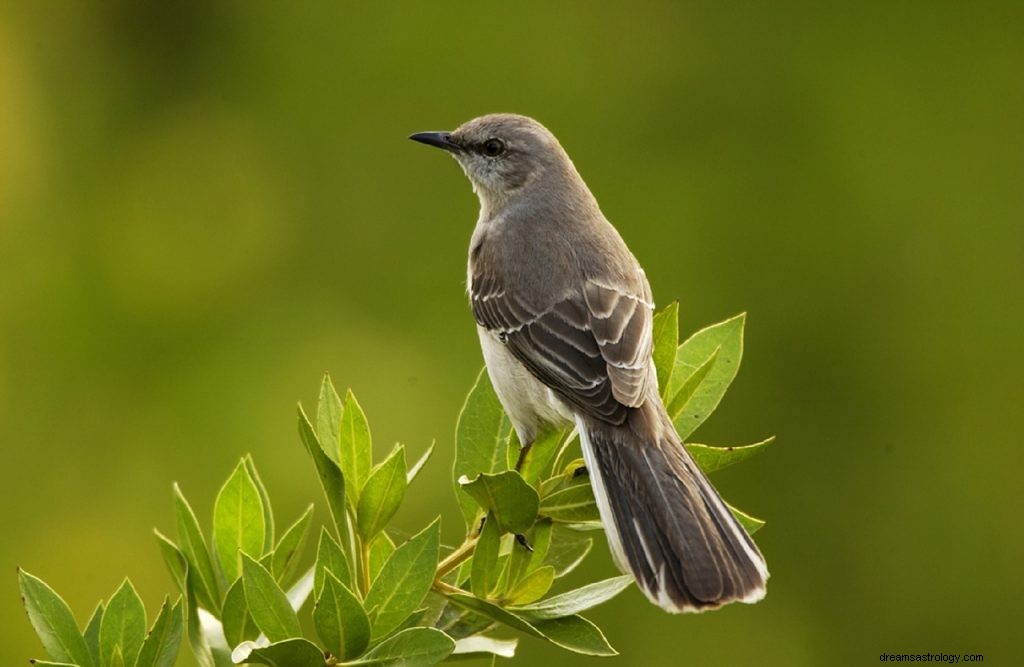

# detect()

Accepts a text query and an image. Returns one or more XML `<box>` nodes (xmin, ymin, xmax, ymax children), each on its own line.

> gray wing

<box><xmin>471</xmin><ymin>271</ymin><xmax>654</xmax><ymax>425</ymax></box>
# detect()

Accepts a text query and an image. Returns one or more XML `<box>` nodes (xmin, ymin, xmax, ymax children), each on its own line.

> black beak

<box><xmin>409</xmin><ymin>131</ymin><xmax>461</xmax><ymax>153</ymax></box>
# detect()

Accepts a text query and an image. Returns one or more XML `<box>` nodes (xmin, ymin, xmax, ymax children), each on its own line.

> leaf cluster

<box><xmin>19</xmin><ymin>307</ymin><xmax>772</xmax><ymax>665</ymax></box>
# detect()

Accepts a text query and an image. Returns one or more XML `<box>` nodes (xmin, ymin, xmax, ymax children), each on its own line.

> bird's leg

<box><xmin>514</xmin><ymin>442</ymin><xmax>533</xmax><ymax>472</ymax></box>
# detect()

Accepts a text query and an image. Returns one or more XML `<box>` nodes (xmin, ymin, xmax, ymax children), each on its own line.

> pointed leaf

<box><xmin>82</xmin><ymin>602</ymin><xmax>103</xmax><ymax>667</ymax></box>
<box><xmin>441</xmin><ymin>593</ymin><xmax>613</xmax><ymax>655</ymax></box>
<box><xmin>154</xmin><ymin>530</ymin><xmax>187</xmax><ymax>593</ymax></box>
<box><xmin>272</xmin><ymin>505</ymin><xmax>314</xmax><ymax>583</ymax></box>
<box><xmin>539</xmin><ymin>482</ymin><xmax>599</xmax><ymax>523</ymax></box>
<box><xmin>136</xmin><ymin>597</ymin><xmax>184</xmax><ymax>667</ymax></box>
<box><xmin>214</xmin><ymin>460</ymin><xmax>267</xmax><ymax>584</ymax></box>
<box><xmin>531</xmin><ymin>615</ymin><xmax>617</xmax><ymax>656</ymax></box>
<box><xmin>298</xmin><ymin>405</ymin><xmax>349</xmax><ymax>547</ymax></box>
<box><xmin>313</xmin><ymin>570</ymin><xmax>370</xmax><ymax>660</ymax></box>
<box><xmin>454</xmin><ymin>368</ymin><xmax>513</xmax><ymax>526</ymax></box>
<box><xmin>503</xmin><ymin>565</ymin><xmax>555</xmax><ymax>606</ymax></box>
<box><xmin>18</xmin><ymin>569</ymin><xmax>94</xmax><ymax>667</ymax></box>
<box><xmin>238</xmin><ymin>638</ymin><xmax>326</xmax><ymax>667</ymax></box>
<box><xmin>364</xmin><ymin>520</ymin><xmax>440</xmax><ymax>640</ymax></box>
<box><xmin>665</xmin><ymin>346</ymin><xmax>719</xmax><ymax>422</ymax></box>
<box><xmin>507</xmin><ymin>520</ymin><xmax>552</xmax><ymax>589</ymax></box>
<box><xmin>686</xmin><ymin>437</ymin><xmax>775</xmax><ymax>474</ymax></box>
<box><xmin>314</xmin><ymin>527</ymin><xmax>352</xmax><ymax>597</ymax></box>
<box><xmin>99</xmin><ymin>579</ymin><xmax>146</xmax><ymax>667</ymax></box>
<box><xmin>670</xmin><ymin>313</ymin><xmax>745</xmax><ymax>439</ymax></box>
<box><xmin>339</xmin><ymin>389</ymin><xmax>373</xmax><ymax>509</ymax></box>
<box><xmin>356</xmin><ymin>445</ymin><xmax>407</xmax><ymax>540</ymax></box>
<box><xmin>220</xmin><ymin>578</ymin><xmax>257</xmax><ymax>648</ymax></box>
<box><xmin>510</xmin><ymin>575</ymin><xmax>633</xmax><ymax>620</ymax></box>
<box><xmin>543</xmin><ymin>527</ymin><xmax>593</xmax><ymax>578</ymax></box>
<box><xmin>368</xmin><ymin>531</ymin><xmax>396</xmax><ymax>582</ymax></box>
<box><xmin>174</xmin><ymin>484</ymin><xmax>222</xmax><ymax>609</ymax></box>
<box><xmin>652</xmin><ymin>301</ymin><xmax>679</xmax><ymax>393</ymax></box>
<box><xmin>727</xmin><ymin>502</ymin><xmax>766</xmax><ymax>534</ymax></box>
<box><xmin>458</xmin><ymin>471</ymin><xmax>538</xmax><ymax>534</ymax></box>
<box><xmin>317</xmin><ymin>373</ymin><xmax>344</xmax><ymax>465</ymax></box>
<box><xmin>517</xmin><ymin>427</ymin><xmax>565</xmax><ymax>486</ymax></box>
<box><xmin>406</xmin><ymin>441</ymin><xmax>435</xmax><ymax>484</ymax></box>
<box><xmin>243</xmin><ymin>455</ymin><xmax>276</xmax><ymax>554</ymax></box>
<box><xmin>241</xmin><ymin>554</ymin><xmax>301</xmax><ymax>641</ymax></box>
<box><xmin>470</xmin><ymin>513</ymin><xmax>501</xmax><ymax>599</ymax></box>
<box><xmin>346</xmin><ymin>627</ymin><xmax>455</xmax><ymax>666</ymax></box>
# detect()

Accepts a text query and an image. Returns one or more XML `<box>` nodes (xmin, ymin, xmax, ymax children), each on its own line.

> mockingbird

<box><xmin>411</xmin><ymin>114</ymin><xmax>768</xmax><ymax>613</ymax></box>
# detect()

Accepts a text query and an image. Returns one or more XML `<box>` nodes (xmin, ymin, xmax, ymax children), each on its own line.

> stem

<box><xmin>434</xmin><ymin>535</ymin><xmax>478</xmax><ymax>581</ymax></box>
<box><xmin>432</xmin><ymin>579</ymin><xmax>471</xmax><ymax>596</ymax></box>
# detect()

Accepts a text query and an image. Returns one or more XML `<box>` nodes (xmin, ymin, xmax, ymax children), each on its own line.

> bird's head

<box><xmin>410</xmin><ymin>113</ymin><xmax>573</xmax><ymax>210</ymax></box>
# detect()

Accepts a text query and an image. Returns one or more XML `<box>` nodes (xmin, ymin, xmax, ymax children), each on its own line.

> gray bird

<box><xmin>410</xmin><ymin>114</ymin><xmax>768</xmax><ymax>613</ymax></box>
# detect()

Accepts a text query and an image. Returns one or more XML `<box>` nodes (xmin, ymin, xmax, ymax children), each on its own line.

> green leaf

<box><xmin>470</xmin><ymin>513</ymin><xmax>501</xmax><ymax>599</ymax></box>
<box><xmin>154</xmin><ymin>530</ymin><xmax>187</xmax><ymax>593</ymax></box>
<box><xmin>727</xmin><ymin>502</ymin><xmax>766</xmax><ymax>534</ymax></box>
<box><xmin>109</xmin><ymin>645</ymin><xmax>125</xmax><ymax>667</ymax></box>
<box><xmin>539</xmin><ymin>482</ymin><xmax>599</xmax><ymax>523</ymax></box>
<box><xmin>665</xmin><ymin>346</ymin><xmax>719</xmax><ymax>423</ymax></box>
<box><xmin>173</xmin><ymin>483</ymin><xmax>222</xmax><ymax>609</ymax></box>
<box><xmin>506</xmin><ymin>520</ymin><xmax>552</xmax><ymax>589</ymax></box>
<box><xmin>530</xmin><ymin>615</ymin><xmax>617</xmax><ymax>656</ymax></box>
<box><xmin>517</xmin><ymin>427</ymin><xmax>565</xmax><ymax>487</ymax></box>
<box><xmin>298</xmin><ymin>404</ymin><xmax>350</xmax><ymax>547</ymax></box>
<box><xmin>241</xmin><ymin>554</ymin><xmax>301</xmax><ymax>641</ymax></box>
<box><xmin>213</xmin><ymin>460</ymin><xmax>267</xmax><ymax>584</ymax></box>
<box><xmin>652</xmin><ymin>301</ymin><xmax>679</xmax><ymax>393</ymax></box>
<box><xmin>543</xmin><ymin>526</ymin><xmax>593</xmax><ymax>578</ymax></box>
<box><xmin>454</xmin><ymin>368</ymin><xmax>513</xmax><ymax>527</ymax></box>
<box><xmin>441</xmin><ymin>593</ymin><xmax>614</xmax><ymax>655</ymax></box>
<box><xmin>510</xmin><ymin>575</ymin><xmax>633</xmax><ymax>620</ymax></box>
<box><xmin>357</xmin><ymin>444</ymin><xmax>407</xmax><ymax>540</ymax></box>
<box><xmin>243</xmin><ymin>455</ymin><xmax>276</xmax><ymax>554</ymax></box>
<box><xmin>685</xmin><ymin>437</ymin><xmax>775</xmax><ymax>474</ymax></box>
<box><xmin>240</xmin><ymin>638</ymin><xmax>326</xmax><ymax>667</ymax></box>
<box><xmin>314</xmin><ymin>569</ymin><xmax>370</xmax><ymax>661</ymax></box>
<box><xmin>272</xmin><ymin>504</ymin><xmax>315</xmax><ymax>583</ymax></box>
<box><xmin>406</xmin><ymin>441</ymin><xmax>435</xmax><ymax>484</ymax></box>
<box><xmin>135</xmin><ymin>597</ymin><xmax>183</xmax><ymax>667</ymax></box>
<box><xmin>18</xmin><ymin>569</ymin><xmax>94</xmax><ymax>667</ymax></box>
<box><xmin>314</xmin><ymin>527</ymin><xmax>352</xmax><ymax>597</ymax></box>
<box><xmin>99</xmin><ymin>579</ymin><xmax>146</xmax><ymax>667</ymax></box>
<box><xmin>82</xmin><ymin>602</ymin><xmax>103</xmax><ymax>667</ymax></box>
<box><xmin>317</xmin><ymin>373</ymin><xmax>344</xmax><ymax>465</ymax></box>
<box><xmin>345</xmin><ymin>627</ymin><xmax>455</xmax><ymax>666</ymax></box>
<box><xmin>25</xmin><ymin>662</ymin><xmax>78</xmax><ymax>666</ymax></box>
<box><xmin>368</xmin><ymin>531</ymin><xmax>396</xmax><ymax>582</ymax></box>
<box><xmin>503</xmin><ymin>565</ymin><xmax>555</xmax><ymax>605</ymax></box>
<box><xmin>669</xmin><ymin>313</ymin><xmax>745</xmax><ymax>440</ymax></box>
<box><xmin>364</xmin><ymin>519</ymin><xmax>440</xmax><ymax>640</ymax></box>
<box><xmin>339</xmin><ymin>389</ymin><xmax>373</xmax><ymax>509</ymax></box>
<box><xmin>458</xmin><ymin>471</ymin><xmax>539</xmax><ymax>534</ymax></box>
<box><xmin>220</xmin><ymin>578</ymin><xmax>257</xmax><ymax>648</ymax></box>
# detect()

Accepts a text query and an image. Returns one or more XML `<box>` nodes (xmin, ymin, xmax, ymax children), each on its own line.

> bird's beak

<box><xmin>409</xmin><ymin>131</ymin><xmax>461</xmax><ymax>153</ymax></box>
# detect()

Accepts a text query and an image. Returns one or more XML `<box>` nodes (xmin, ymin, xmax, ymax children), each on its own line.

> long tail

<box><xmin>576</xmin><ymin>403</ymin><xmax>768</xmax><ymax>613</ymax></box>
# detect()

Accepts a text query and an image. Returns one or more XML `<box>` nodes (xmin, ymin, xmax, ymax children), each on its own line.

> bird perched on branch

<box><xmin>410</xmin><ymin>114</ymin><xmax>767</xmax><ymax>613</ymax></box>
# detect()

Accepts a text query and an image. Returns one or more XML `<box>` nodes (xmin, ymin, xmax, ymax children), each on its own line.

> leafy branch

<box><xmin>19</xmin><ymin>306</ymin><xmax>773</xmax><ymax>666</ymax></box>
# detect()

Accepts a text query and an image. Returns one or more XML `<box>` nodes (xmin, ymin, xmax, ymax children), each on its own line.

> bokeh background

<box><xmin>2</xmin><ymin>2</ymin><xmax>1021</xmax><ymax>665</ymax></box>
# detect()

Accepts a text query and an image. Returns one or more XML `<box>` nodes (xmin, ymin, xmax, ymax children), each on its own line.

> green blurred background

<box><xmin>2</xmin><ymin>2</ymin><xmax>1021</xmax><ymax>665</ymax></box>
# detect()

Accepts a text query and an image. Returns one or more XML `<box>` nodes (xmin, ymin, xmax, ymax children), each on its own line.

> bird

<box><xmin>410</xmin><ymin>114</ymin><xmax>767</xmax><ymax>613</ymax></box>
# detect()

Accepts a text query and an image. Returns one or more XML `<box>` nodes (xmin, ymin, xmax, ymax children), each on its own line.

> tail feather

<box><xmin>576</xmin><ymin>405</ymin><xmax>768</xmax><ymax>613</ymax></box>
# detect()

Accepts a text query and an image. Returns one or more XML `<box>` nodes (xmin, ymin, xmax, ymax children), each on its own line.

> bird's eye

<box><xmin>482</xmin><ymin>138</ymin><xmax>505</xmax><ymax>157</ymax></box>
